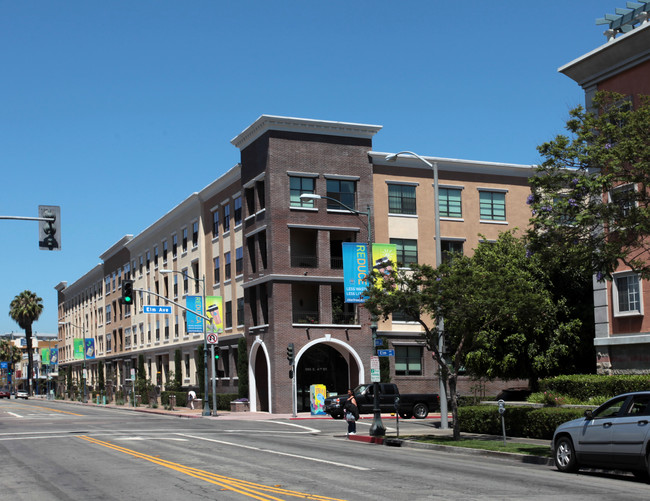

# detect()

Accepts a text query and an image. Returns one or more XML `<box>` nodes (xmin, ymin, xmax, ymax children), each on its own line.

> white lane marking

<box><xmin>116</xmin><ymin>437</ymin><xmax>188</xmax><ymax>442</ymax></box>
<box><xmin>177</xmin><ymin>433</ymin><xmax>371</xmax><ymax>471</ymax></box>
<box><xmin>7</xmin><ymin>412</ymin><xmax>22</xmax><ymax>418</ymax></box>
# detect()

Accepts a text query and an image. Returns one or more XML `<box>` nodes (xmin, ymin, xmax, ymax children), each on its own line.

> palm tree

<box><xmin>9</xmin><ymin>290</ymin><xmax>43</xmax><ymax>396</ymax></box>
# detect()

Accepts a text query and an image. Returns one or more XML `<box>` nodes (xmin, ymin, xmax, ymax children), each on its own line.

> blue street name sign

<box><xmin>374</xmin><ymin>338</ymin><xmax>383</xmax><ymax>347</ymax></box>
<box><xmin>377</xmin><ymin>349</ymin><xmax>395</xmax><ymax>357</ymax></box>
<box><xmin>0</xmin><ymin>362</ymin><xmax>7</xmax><ymax>369</ymax></box>
<box><xmin>143</xmin><ymin>305</ymin><xmax>172</xmax><ymax>314</ymax></box>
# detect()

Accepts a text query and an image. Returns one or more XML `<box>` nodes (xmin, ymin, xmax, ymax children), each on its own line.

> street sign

<box><xmin>377</xmin><ymin>349</ymin><xmax>395</xmax><ymax>357</ymax></box>
<box><xmin>374</xmin><ymin>338</ymin><xmax>383</xmax><ymax>347</ymax></box>
<box><xmin>206</xmin><ymin>333</ymin><xmax>219</xmax><ymax>345</ymax></box>
<box><xmin>370</xmin><ymin>356</ymin><xmax>380</xmax><ymax>382</ymax></box>
<box><xmin>143</xmin><ymin>305</ymin><xmax>172</xmax><ymax>314</ymax></box>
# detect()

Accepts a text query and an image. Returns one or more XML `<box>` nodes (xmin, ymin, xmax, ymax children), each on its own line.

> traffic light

<box><xmin>38</xmin><ymin>205</ymin><xmax>61</xmax><ymax>251</ymax></box>
<box><xmin>287</xmin><ymin>343</ymin><xmax>294</xmax><ymax>366</ymax></box>
<box><xmin>121</xmin><ymin>280</ymin><xmax>135</xmax><ymax>306</ymax></box>
<box><xmin>214</xmin><ymin>347</ymin><xmax>220</xmax><ymax>360</ymax></box>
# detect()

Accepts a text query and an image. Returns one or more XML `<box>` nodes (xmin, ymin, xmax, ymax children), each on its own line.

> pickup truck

<box><xmin>323</xmin><ymin>383</ymin><xmax>439</xmax><ymax>420</ymax></box>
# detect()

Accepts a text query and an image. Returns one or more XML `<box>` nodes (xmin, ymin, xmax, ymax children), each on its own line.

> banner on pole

<box><xmin>186</xmin><ymin>295</ymin><xmax>204</xmax><ymax>333</ymax></box>
<box><xmin>206</xmin><ymin>296</ymin><xmax>224</xmax><ymax>334</ymax></box>
<box><xmin>342</xmin><ymin>242</ymin><xmax>370</xmax><ymax>303</ymax></box>
<box><xmin>371</xmin><ymin>243</ymin><xmax>397</xmax><ymax>289</ymax></box>
<box><xmin>84</xmin><ymin>338</ymin><xmax>96</xmax><ymax>359</ymax></box>
<box><xmin>73</xmin><ymin>339</ymin><xmax>84</xmax><ymax>360</ymax></box>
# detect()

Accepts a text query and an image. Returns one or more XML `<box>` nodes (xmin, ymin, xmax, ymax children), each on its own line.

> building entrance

<box><xmin>296</xmin><ymin>343</ymin><xmax>348</xmax><ymax>412</ymax></box>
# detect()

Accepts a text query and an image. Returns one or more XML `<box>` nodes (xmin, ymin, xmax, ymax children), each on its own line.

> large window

<box><xmin>236</xmin><ymin>247</ymin><xmax>244</xmax><ymax>275</ymax></box>
<box><xmin>326</xmin><ymin>179</ymin><xmax>355</xmax><ymax>210</ymax></box>
<box><xmin>212</xmin><ymin>210</ymin><xmax>219</xmax><ymax>238</ymax></box>
<box><xmin>390</xmin><ymin>238</ymin><xmax>418</xmax><ymax>267</ymax></box>
<box><xmin>439</xmin><ymin>188</ymin><xmax>462</xmax><ymax>218</ymax></box>
<box><xmin>224</xmin><ymin>252</ymin><xmax>231</xmax><ymax>280</ymax></box>
<box><xmin>441</xmin><ymin>239</ymin><xmax>464</xmax><ymax>264</ymax></box>
<box><xmin>388</xmin><ymin>184</ymin><xmax>416</xmax><ymax>215</ymax></box>
<box><xmin>234</xmin><ymin>196</ymin><xmax>242</xmax><ymax>226</ymax></box>
<box><xmin>395</xmin><ymin>345</ymin><xmax>423</xmax><ymax>376</ymax></box>
<box><xmin>614</xmin><ymin>272</ymin><xmax>642</xmax><ymax>316</ymax></box>
<box><xmin>479</xmin><ymin>190</ymin><xmax>506</xmax><ymax>221</ymax></box>
<box><xmin>223</xmin><ymin>204</ymin><xmax>231</xmax><ymax>233</ymax></box>
<box><xmin>290</xmin><ymin>176</ymin><xmax>315</xmax><ymax>208</ymax></box>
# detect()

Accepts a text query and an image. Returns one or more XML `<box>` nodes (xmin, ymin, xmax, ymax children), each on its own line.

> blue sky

<box><xmin>0</xmin><ymin>1</ymin><xmax>621</xmax><ymax>335</ymax></box>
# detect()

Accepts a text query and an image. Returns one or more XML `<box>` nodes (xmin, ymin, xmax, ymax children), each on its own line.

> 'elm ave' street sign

<box><xmin>143</xmin><ymin>305</ymin><xmax>172</xmax><ymax>314</ymax></box>
<box><xmin>377</xmin><ymin>349</ymin><xmax>395</xmax><ymax>357</ymax></box>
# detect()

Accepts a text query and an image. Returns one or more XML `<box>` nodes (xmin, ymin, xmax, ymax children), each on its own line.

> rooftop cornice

<box><xmin>369</xmin><ymin>152</ymin><xmax>535</xmax><ymax>178</ymax></box>
<box><xmin>559</xmin><ymin>20</ymin><xmax>650</xmax><ymax>88</ymax></box>
<box><xmin>231</xmin><ymin>115</ymin><xmax>382</xmax><ymax>151</ymax></box>
<box><xmin>99</xmin><ymin>235</ymin><xmax>134</xmax><ymax>261</ymax></box>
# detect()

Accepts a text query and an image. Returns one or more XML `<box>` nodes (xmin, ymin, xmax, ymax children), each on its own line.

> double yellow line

<box><xmin>78</xmin><ymin>436</ymin><xmax>345</xmax><ymax>501</ymax></box>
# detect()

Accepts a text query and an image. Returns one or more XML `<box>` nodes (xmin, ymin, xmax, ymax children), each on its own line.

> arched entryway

<box><xmin>295</xmin><ymin>342</ymin><xmax>360</xmax><ymax>412</ymax></box>
<box><xmin>253</xmin><ymin>343</ymin><xmax>269</xmax><ymax>412</ymax></box>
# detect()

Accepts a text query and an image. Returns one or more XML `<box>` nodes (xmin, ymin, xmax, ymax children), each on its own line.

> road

<box><xmin>0</xmin><ymin>399</ymin><xmax>648</xmax><ymax>500</ymax></box>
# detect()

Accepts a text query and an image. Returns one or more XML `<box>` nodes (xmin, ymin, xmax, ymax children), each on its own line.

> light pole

<box><xmin>59</xmin><ymin>321</ymin><xmax>87</xmax><ymax>404</ymax></box>
<box><xmin>385</xmin><ymin>151</ymin><xmax>449</xmax><ymax>429</ymax></box>
<box><xmin>300</xmin><ymin>193</ymin><xmax>386</xmax><ymax>437</ymax></box>
<box><xmin>160</xmin><ymin>269</ymin><xmax>212</xmax><ymax>416</ymax></box>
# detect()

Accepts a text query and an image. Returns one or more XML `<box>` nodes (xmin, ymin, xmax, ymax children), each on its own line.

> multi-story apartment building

<box><xmin>559</xmin><ymin>6</ymin><xmax>650</xmax><ymax>374</ymax></box>
<box><xmin>56</xmin><ymin>114</ymin><xmax>534</xmax><ymax>413</ymax></box>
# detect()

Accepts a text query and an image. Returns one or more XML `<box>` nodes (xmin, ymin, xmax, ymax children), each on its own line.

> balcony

<box><xmin>290</xmin><ymin>254</ymin><xmax>317</xmax><ymax>268</ymax></box>
<box><xmin>292</xmin><ymin>310</ymin><xmax>320</xmax><ymax>324</ymax></box>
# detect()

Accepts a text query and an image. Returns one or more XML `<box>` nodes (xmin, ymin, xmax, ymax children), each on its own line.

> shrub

<box><xmin>458</xmin><ymin>405</ymin><xmax>586</xmax><ymax>440</ymax></box>
<box><xmin>539</xmin><ymin>375</ymin><xmax>650</xmax><ymax>401</ymax></box>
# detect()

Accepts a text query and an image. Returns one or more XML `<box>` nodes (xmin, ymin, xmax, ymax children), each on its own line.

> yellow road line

<box><xmin>78</xmin><ymin>436</ymin><xmax>346</xmax><ymax>501</ymax></box>
<box><xmin>12</xmin><ymin>404</ymin><xmax>83</xmax><ymax>416</ymax></box>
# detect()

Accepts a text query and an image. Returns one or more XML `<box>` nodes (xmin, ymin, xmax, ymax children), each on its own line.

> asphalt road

<box><xmin>1</xmin><ymin>399</ymin><xmax>648</xmax><ymax>500</ymax></box>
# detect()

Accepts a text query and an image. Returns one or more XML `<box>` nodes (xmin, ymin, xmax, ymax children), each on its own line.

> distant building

<box><xmin>56</xmin><ymin>115</ymin><xmax>534</xmax><ymax>412</ymax></box>
<box><xmin>560</xmin><ymin>8</ymin><xmax>650</xmax><ymax>373</ymax></box>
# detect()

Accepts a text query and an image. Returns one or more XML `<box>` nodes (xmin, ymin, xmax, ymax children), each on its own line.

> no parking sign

<box><xmin>207</xmin><ymin>333</ymin><xmax>218</xmax><ymax>344</ymax></box>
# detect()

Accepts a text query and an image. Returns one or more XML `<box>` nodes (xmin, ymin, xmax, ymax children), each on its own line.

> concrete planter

<box><xmin>230</xmin><ymin>401</ymin><xmax>249</xmax><ymax>412</ymax></box>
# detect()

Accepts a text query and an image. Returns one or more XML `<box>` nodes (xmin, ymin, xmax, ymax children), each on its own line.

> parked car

<box><xmin>0</xmin><ymin>388</ymin><xmax>10</xmax><ymax>399</ymax></box>
<box><xmin>324</xmin><ymin>383</ymin><xmax>439</xmax><ymax>420</ymax></box>
<box><xmin>16</xmin><ymin>390</ymin><xmax>28</xmax><ymax>399</ymax></box>
<box><xmin>552</xmin><ymin>391</ymin><xmax>650</xmax><ymax>478</ymax></box>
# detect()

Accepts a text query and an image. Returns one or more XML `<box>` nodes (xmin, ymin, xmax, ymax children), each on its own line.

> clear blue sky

<box><xmin>0</xmin><ymin>1</ymin><xmax>620</xmax><ymax>335</ymax></box>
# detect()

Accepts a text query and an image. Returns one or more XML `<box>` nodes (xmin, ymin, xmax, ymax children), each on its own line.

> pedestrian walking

<box><xmin>188</xmin><ymin>390</ymin><xmax>196</xmax><ymax>410</ymax></box>
<box><xmin>343</xmin><ymin>389</ymin><xmax>359</xmax><ymax>436</ymax></box>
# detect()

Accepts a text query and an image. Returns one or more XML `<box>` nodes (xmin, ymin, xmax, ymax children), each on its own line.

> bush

<box><xmin>539</xmin><ymin>375</ymin><xmax>650</xmax><ymax>401</ymax></box>
<box><xmin>458</xmin><ymin>405</ymin><xmax>586</xmax><ymax>440</ymax></box>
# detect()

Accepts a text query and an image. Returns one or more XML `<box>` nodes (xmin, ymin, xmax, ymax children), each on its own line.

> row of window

<box><xmin>388</xmin><ymin>183</ymin><xmax>507</xmax><ymax>221</ymax></box>
<box><xmin>212</xmin><ymin>196</ymin><xmax>242</xmax><ymax>238</ymax></box>
<box><xmin>290</xmin><ymin>177</ymin><xmax>357</xmax><ymax>210</ymax></box>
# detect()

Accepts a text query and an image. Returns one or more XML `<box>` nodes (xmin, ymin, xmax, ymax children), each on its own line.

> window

<box><xmin>479</xmin><ymin>191</ymin><xmax>506</xmax><ymax>221</ymax></box>
<box><xmin>223</xmin><ymin>204</ymin><xmax>231</xmax><ymax>233</ymax></box>
<box><xmin>146</xmin><ymin>251</ymin><xmax>151</xmax><ymax>272</ymax></box>
<box><xmin>236</xmin><ymin>247</ymin><xmax>244</xmax><ymax>275</ymax></box>
<box><xmin>237</xmin><ymin>297</ymin><xmax>244</xmax><ymax>326</ymax></box>
<box><xmin>326</xmin><ymin>179</ymin><xmax>355</xmax><ymax>210</ymax></box>
<box><xmin>153</xmin><ymin>246</ymin><xmax>158</xmax><ymax>268</ymax></box>
<box><xmin>173</xmin><ymin>276</ymin><xmax>178</xmax><ymax>298</ymax></box>
<box><xmin>213</xmin><ymin>257</ymin><xmax>220</xmax><ymax>283</ymax></box>
<box><xmin>106</xmin><ymin>304</ymin><xmax>112</xmax><ymax>324</ymax></box>
<box><xmin>390</xmin><ymin>238</ymin><xmax>418</xmax><ymax>267</ymax></box>
<box><xmin>224</xmin><ymin>252</ymin><xmax>231</xmax><ymax>280</ymax></box>
<box><xmin>439</xmin><ymin>188</ymin><xmax>462</xmax><ymax>218</ymax></box>
<box><xmin>192</xmin><ymin>222</ymin><xmax>199</xmax><ymax>248</ymax></box>
<box><xmin>182</xmin><ymin>228</ymin><xmax>188</xmax><ymax>252</ymax></box>
<box><xmin>395</xmin><ymin>345</ymin><xmax>423</xmax><ymax>376</ymax></box>
<box><xmin>234</xmin><ymin>197</ymin><xmax>242</xmax><ymax>226</ymax></box>
<box><xmin>172</xmin><ymin>234</ymin><xmax>178</xmax><ymax>258</ymax></box>
<box><xmin>225</xmin><ymin>300</ymin><xmax>232</xmax><ymax>328</ymax></box>
<box><xmin>388</xmin><ymin>184</ymin><xmax>416</xmax><ymax>215</ymax></box>
<box><xmin>290</xmin><ymin>176</ymin><xmax>315</xmax><ymax>207</ymax></box>
<box><xmin>441</xmin><ymin>240</ymin><xmax>464</xmax><ymax>263</ymax></box>
<box><xmin>611</xmin><ymin>184</ymin><xmax>636</xmax><ymax>219</ymax></box>
<box><xmin>162</xmin><ymin>240</ymin><xmax>168</xmax><ymax>264</ymax></box>
<box><xmin>614</xmin><ymin>272</ymin><xmax>642</xmax><ymax>316</ymax></box>
<box><xmin>212</xmin><ymin>210</ymin><xmax>219</xmax><ymax>238</ymax></box>
<box><xmin>182</xmin><ymin>267</ymin><xmax>189</xmax><ymax>294</ymax></box>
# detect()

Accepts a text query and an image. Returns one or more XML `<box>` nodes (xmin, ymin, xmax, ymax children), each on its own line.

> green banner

<box><xmin>73</xmin><ymin>339</ymin><xmax>84</xmax><ymax>360</ymax></box>
<box><xmin>41</xmin><ymin>348</ymin><xmax>50</xmax><ymax>364</ymax></box>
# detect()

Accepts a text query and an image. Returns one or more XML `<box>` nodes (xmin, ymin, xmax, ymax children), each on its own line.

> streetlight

<box><xmin>159</xmin><ymin>269</ymin><xmax>213</xmax><ymax>417</ymax></box>
<box><xmin>300</xmin><ymin>193</ymin><xmax>386</xmax><ymax>437</ymax></box>
<box><xmin>385</xmin><ymin>151</ymin><xmax>449</xmax><ymax>430</ymax></box>
<box><xmin>59</xmin><ymin>321</ymin><xmax>87</xmax><ymax>404</ymax></box>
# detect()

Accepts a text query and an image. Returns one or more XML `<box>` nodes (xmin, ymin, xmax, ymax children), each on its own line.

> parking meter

<box><xmin>394</xmin><ymin>396</ymin><xmax>401</xmax><ymax>438</ymax></box>
<box><xmin>498</xmin><ymin>399</ymin><xmax>506</xmax><ymax>445</ymax></box>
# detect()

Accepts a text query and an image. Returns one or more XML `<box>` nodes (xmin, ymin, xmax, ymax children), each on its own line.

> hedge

<box><xmin>458</xmin><ymin>405</ymin><xmax>586</xmax><ymax>440</ymax></box>
<box><xmin>539</xmin><ymin>375</ymin><xmax>650</xmax><ymax>400</ymax></box>
<box><xmin>161</xmin><ymin>391</ymin><xmax>238</xmax><ymax>410</ymax></box>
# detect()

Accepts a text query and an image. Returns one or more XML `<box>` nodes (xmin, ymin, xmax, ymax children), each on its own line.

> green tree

<box><xmin>9</xmin><ymin>290</ymin><xmax>43</xmax><ymax>396</ymax></box>
<box><xmin>197</xmin><ymin>344</ymin><xmax>205</xmax><ymax>397</ymax></box>
<box><xmin>365</xmin><ymin>232</ymin><xmax>581</xmax><ymax>439</ymax></box>
<box><xmin>98</xmin><ymin>360</ymin><xmax>105</xmax><ymax>393</ymax></box>
<box><xmin>528</xmin><ymin>91</ymin><xmax>650</xmax><ymax>279</ymax></box>
<box><xmin>237</xmin><ymin>336</ymin><xmax>248</xmax><ymax>399</ymax></box>
<box><xmin>0</xmin><ymin>339</ymin><xmax>21</xmax><ymax>388</ymax></box>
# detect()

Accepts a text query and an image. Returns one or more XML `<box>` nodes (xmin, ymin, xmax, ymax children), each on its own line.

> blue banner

<box><xmin>186</xmin><ymin>295</ymin><xmax>204</xmax><ymax>333</ymax></box>
<box><xmin>50</xmin><ymin>348</ymin><xmax>58</xmax><ymax>365</ymax></box>
<box><xmin>342</xmin><ymin>242</ymin><xmax>370</xmax><ymax>303</ymax></box>
<box><xmin>84</xmin><ymin>338</ymin><xmax>96</xmax><ymax>360</ymax></box>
